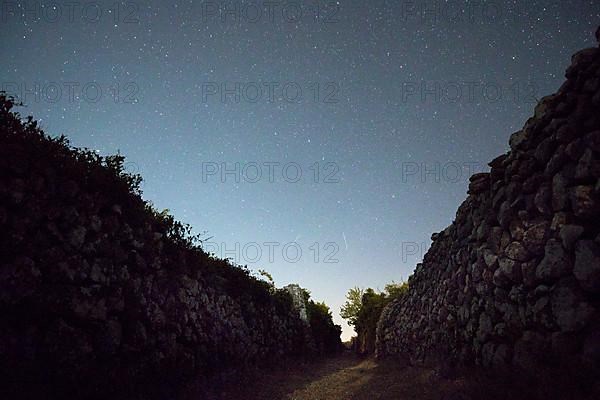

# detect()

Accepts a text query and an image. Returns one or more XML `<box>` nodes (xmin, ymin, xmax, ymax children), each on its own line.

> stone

<box><xmin>477</xmin><ymin>313</ymin><xmax>493</xmax><ymax>342</ymax></box>
<box><xmin>500</xmin><ymin>258</ymin><xmax>520</xmax><ymax>282</ymax></box>
<box><xmin>521</xmin><ymin>262</ymin><xmax>537</xmax><ymax>288</ymax></box>
<box><xmin>522</xmin><ymin>174</ymin><xmax>543</xmax><ymax>194</ymax></box>
<box><xmin>468</xmin><ymin>173</ymin><xmax>490</xmax><ymax>194</ymax></box>
<box><xmin>565</xmin><ymin>138</ymin><xmax>585</xmax><ymax>160</ymax></box>
<box><xmin>481</xmin><ymin>342</ymin><xmax>496</xmax><ymax>367</ymax></box>
<box><xmin>489</xmin><ymin>154</ymin><xmax>508</xmax><ymax>169</ymax></box>
<box><xmin>89</xmin><ymin>215</ymin><xmax>102</xmax><ymax>232</ymax></box>
<box><xmin>532</xmin><ymin>296</ymin><xmax>552</xmax><ymax>328</ymax></box>
<box><xmin>509</xmin><ymin>286</ymin><xmax>526</xmax><ymax>303</ymax></box>
<box><xmin>570</xmin><ymin>48</ymin><xmax>599</xmax><ymax>71</ymax></box>
<box><xmin>285</xmin><ymin>284</ymin><xmax>309</xmax><ymax>324</ymax></box>
<box><xmin>573</xmin><ymin>240</ymin><xmax>600</xmax><ymax>292</ymax></box>
<box><xmin>544</xmin><ymin>117</ymin><xmax>567</xmax><ymax>135</ymax></box>
<box><xmin>559</xmin><ymin>225</ymin><xmax>584</xmax><ymax>250</ymax></box>
<box><xmin>483</xmin><ymin>249</ymin><xmax>498</xmax><ymax>267</ymax></box>
<box><xmin>523</xmin><ymin>222</ymin><xmax>549</xmax><ymax>255</ymax></box>
<box><xmin>570</xmin><ymin>186</ymin><xmax>598</xmax><ymax>218</ymax></box>
<box><xmin>535</xmin><ymin>137</ymin><xmax>556</xmax><ymax>164</ymax></box>
<box><xmin>493</xmin><ymin>267</ymin><xmax>510</xmax><ymax>288</ymax></box>
<box><xmin>536</xmin><ymin>239</ymin><xmax>572</xmax><ymax>281</ymax></box>
<box><xmin>552</xmin><ymin>173</ymin><xmax>568</xmax><ymax>211</ymax></box>
<box><xmin>556</xmin><ymin>123</ymin><xmax>577</xmax><ymax>143</ymax></box>
<box><xmin>497</xmin><ymin>201</ymin><xmax>513</xmax><ymax>228</ymax></box>
<box><xmin>492</xmin><ymin>187</ymin><xmax>506</xmax><ymax>209</ymax></box>
<box><xmin>90</xmin><ymin>263</ymin><xmax>106</xmax><ymax>283</ymax></box>
<box><xmin>509</xmin><ymin>130</ymin><xmax>528</xmax><ymax>150</ymax></box>
<box><xmin>534</xmin><ymin>95</ymin><xmax>556</xmax><ymax>120</ymax></box>
<box><xmin>505</xmin><ymin>241</ymin><xmax>529</xmax><ymax>262</ymax></box>
<box><xmin>550</xmin><ymin>212</ymin><xmax>569</xmax><ymax>231</ymax></box>
<box><xmin>583</xmin><ymin>76</ymin><xmax>600</xmax><ymax>93</ymax></box>
<box><xmin>545</xmin><ymin>145</ymin><xmax>567</xmax><ymax>176</ymax></box>
<box><xmin>534</xmin><ymin>284</ymin><xmax>551</xmax><ymax>296</ymax></box>
<box><xmin>68</xmin><ymin>226</ymin><xmax>87</xmax><ymax>249</ymax></box>
<box><xmin>551</xmin><ymin>279</ymin><xmax>595</xmax><ymax>332</ymax></box>
<box><xmin>494</xmin><ymin>258</ymin><xmax>521</xmax><ymax>288</ymax></box>
<box><xmin>471</xmin><ymin>262</ymin><xmax>483</xmax><ymax>282</ymax></box>
<box><xmin>534</xmin><ymin>185</ymin><xmax>552</xmax><ymax>215</ymax></box>
<box><xmin>575</xmin><ymin>148</ymin><xmax>599</xmax><ymax>180</ymax></box>
<box><xmin>482</xmin><ymin>268</ymin><xmax>494</xmax><ymax>284</ymax></box>
<box><xmin>509</xmin><ymin>220</ymin><xmax>525</xmax><ymax>241</ymax></box>
<box><xmin>488</xmin><ymin>227</ymin><xmax>504</xmax><ymax>253</ymax></box>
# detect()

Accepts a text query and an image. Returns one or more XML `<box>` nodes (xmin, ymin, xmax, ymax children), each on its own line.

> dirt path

<box><xmin>193</xmin><ymin>352</ymin><xmax>474</xmax><ymax>400</ymax></box>
<box><xmin>182</xmin><ymin>352</ymin><xmax>591</xmax><ymax>400</ymax></box>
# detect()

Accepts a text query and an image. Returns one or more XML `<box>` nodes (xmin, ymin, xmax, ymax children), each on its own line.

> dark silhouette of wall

<box><xmin>377</xmin><ymin>28</ymin><xmax>600</xmax><ymax>397</ymax></box>
<box><xmin>0</xmin><ymin>95</ymin><xmax>338</xmax><ymax>399</ymax></box>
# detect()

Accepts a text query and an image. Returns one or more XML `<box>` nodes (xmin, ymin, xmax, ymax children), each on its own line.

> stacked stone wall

<box><xmin>377</xmin><ymin>32</ymin><xmax>600</xmax><ymax>388</ymax></box>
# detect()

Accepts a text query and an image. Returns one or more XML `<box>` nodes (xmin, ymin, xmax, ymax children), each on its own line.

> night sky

<box><xmin>1</xmin><ymin>0</ymin><xmax>599</xmax><ymax>339</ymax></box>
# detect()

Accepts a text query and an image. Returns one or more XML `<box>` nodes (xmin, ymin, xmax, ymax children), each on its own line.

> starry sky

<box><xmin>1</xmin><ymin>0</ymin><xmax>599</xmax><ymax>340</ymax></box>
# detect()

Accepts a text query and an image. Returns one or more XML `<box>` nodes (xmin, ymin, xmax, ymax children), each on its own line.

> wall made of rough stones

<box><xmin>377</xmin><ymin>32</ymin><xmax>600</xmax><ymax>381</ymax></box>
<box><xmin>0</xmin><ymin>101</ymin><xmax>318</xmax><ymax>399</ymax></box>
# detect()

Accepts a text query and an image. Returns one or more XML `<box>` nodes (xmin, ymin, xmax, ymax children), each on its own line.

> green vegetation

<box><xmin>307</xmin><ymin>298</ymin><xmax>343</xmax><ymax>354</ymax></box>
<box><xmin>340</xmin><ymin>281</ymin><xmax>408</xmax><ymax>354</ymax></box>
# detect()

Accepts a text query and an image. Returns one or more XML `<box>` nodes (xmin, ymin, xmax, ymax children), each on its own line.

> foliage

<box><xmin>306</xmin><ymin>298</ymin><xmax>342</xmax><ymax>354</ymax></box>
<box><xmin>340</xmin><ymin>286</ymin><xmax>364</xmax><ymax>327</ymax></box>
<box><xmin>384</xmin><ymin>281</ymin><xmax>409</xmax><ymax>300</ymax></box>
<box><xmin>1</xmin><ymin>92</ymin><xmax>200</xmax><ymax>249</ymax></box>
<box><xmin>258</xmin><ymin>269</ymin><xmax>275</xmax><ymax>289</ymax></box>
<box><xmin>340</xmin><ymin>280</ymin><xmax>409</xmax><ymax>354</ymax></box>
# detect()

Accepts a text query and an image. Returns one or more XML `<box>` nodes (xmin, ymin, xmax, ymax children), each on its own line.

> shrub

<box><xmin>340</xmin><ymin>281</ymin><xmax>408</xmax><ymax>354</ymax></box>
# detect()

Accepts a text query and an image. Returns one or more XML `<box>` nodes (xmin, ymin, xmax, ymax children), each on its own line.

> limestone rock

<box><xmin>505</xmin><ymin>241</ymin><xmax>530</xmax><ymax>262</ymax></box>
<box><xmin>509</xmin><ymin>130</ymin><xmax>528</xmax><ymax>151</ymax></box>
<box><xmin>559</xmin><ymin>225</ymin><xmax>584</xmax><ymax>250</ymax></box>
<box><xmin>536</xmin><ymin>239</ymin><xmax>571</xmax><ymax>281</ymax></box>
<box><xmin>570</xmin><ymin>186</ymin><xmax>598</xmax><ymax>218</ymax></box>
<box><xmin>523</xmin><ymin>222</ymin><xmax>550</xmax><ymax>255</ymax></box>
<box><xmin>551</xmin><ymin>279</ymin><xmax>595</xmax><ymax>332</ymax></box>
<box><xmin>573</xmin><ymin>240</ymin><xmax>600</xmax><ymax>292</ymax></box>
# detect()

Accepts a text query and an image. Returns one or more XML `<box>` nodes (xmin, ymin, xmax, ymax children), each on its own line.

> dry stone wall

<box><xmin>0</xmin><ymin>96</ymin><xmax>330</xmax><ymax>399</ymax></box>
<box><xmin>377</xmin><ymin>30</ymin><xmax>600</xmax><ymax>386</ymax></box>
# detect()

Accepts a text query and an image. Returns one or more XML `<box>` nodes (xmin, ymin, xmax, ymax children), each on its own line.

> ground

<box><xmin>182</xmin><ymin>351</ymin><xmax>483</xmax><ymax>400</ymax></box>
<box><xmin>181</xmin><ymin>350</ymin><xmax>595</xmax><ymax>400</ymax></box>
